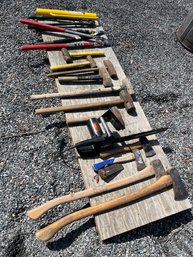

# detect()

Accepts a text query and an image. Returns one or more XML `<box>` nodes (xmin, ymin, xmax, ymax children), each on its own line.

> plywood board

<box><xmin>40</xmin><ymin>31</ymin><xmax>191</xmax><ymax>240</ymax></box>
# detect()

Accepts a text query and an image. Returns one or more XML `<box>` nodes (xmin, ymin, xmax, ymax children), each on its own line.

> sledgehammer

<box><xmin>35</xmin><ymin>87</ymin><xmax>135</xmax><ymax>115</ymax></box>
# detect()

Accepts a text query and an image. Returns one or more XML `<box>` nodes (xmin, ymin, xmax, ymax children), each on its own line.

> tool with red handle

<box><xmin>21</xmin><ymin>39</ymin><xmax>112</xmax><ymax>51</ymax></box>
<box><xmin>20</xmin><ymin>18</ymin><xmax>93</xmax><ymax>38</ymax></box>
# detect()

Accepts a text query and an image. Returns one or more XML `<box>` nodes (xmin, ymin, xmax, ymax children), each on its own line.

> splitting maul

<box><xmin>69</xmin><ymin>127</ymin><xmax>168</xmax><ymax>157</ymax></box>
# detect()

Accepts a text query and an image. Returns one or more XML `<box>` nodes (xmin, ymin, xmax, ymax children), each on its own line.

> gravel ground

<box><xmin>1</xmin><ymin>0</ymin><xmax>193</xmax><ymax>256</ymax></box>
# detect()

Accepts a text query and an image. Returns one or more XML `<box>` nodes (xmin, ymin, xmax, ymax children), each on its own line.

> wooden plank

<box><xmin>41</xmin><ymin>32</ymin><xmax>191</xmax><ymax>240</ymax></box>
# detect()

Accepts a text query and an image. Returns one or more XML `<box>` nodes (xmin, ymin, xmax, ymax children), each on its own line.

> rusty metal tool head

<box><xmin>103</xmin><ymin>60</ymin><xmax>118</xmax><ymax>80</ymax></box>
<box><xmin>97</xmin><ymin>164</ymin><xmax>124</xmax><ymax>180</ymax></box>
<box><xmin>150</xmin><ymin>159</ymin><xmax>166</xmax><ymax>178</ymax></box>
<box><xmin>102</xmin><ymin>107</ymin><xmax>125</xmax><ymax>130</ymax></box>
<box><xmin>139</xmin><ymin>136</ymin><xmax>156</xmax><ymax>157</ymax></box>
<box><xmin>132</xmin><ymin>149</ymin><xmax>146</xmax><ymax>171</ymax></box>
<box><xmin>99</xmin><ymin>67</ymin><xmax>113</xmax><ymax>87</ymax></box>
<box><xmin>119</xmin><ymin>87</ymin><xmax>135</xmax><ymax>113</ymax></box>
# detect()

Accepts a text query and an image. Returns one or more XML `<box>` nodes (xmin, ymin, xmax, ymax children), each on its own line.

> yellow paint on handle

<box><xmin>70</xmin><ymin>51</ymin><xmax>105</xmax><ymax>57</ymax></box>
<box><xmin>36</xmin><ymin>8</ymin><xmax>98</xmax><ymax>20</ymax></box>
<box><xmin>50</xmin><ymin>61</ymin><xmax>90</xmax><ymax>71</ymax></box>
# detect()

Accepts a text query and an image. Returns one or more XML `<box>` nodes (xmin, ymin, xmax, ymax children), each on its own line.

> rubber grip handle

<box><xmin>92</xmin><ymin>158</ymin><xmax>115</xmax><ymax>171</ymax></box>
<box><xmin>21</xmin><ymin>42</ymin><xmax>94</xmax><ymax>51</ymax></box>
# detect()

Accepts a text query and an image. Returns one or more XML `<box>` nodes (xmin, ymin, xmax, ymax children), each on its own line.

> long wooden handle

<box><xmin>36</xmin><ymin>175</ymin><xmax>172</xmax><ymax>241</ymax></box>
<box><xmin>114</xmin><ymin>153</ymin><xmax>135</xmax><ymax>163</ymax></box>
<box><xmin>99</xmin><ymin>142</ymin><xmax>143</xmax><ymax>158</ymax></box>
<box><xmin>27</xmin><ymin>165</ymin><xmax>155</xmax><ymax>220</ymax></box>
<box><xmin>35</xmin><ymin>99</ymin><xmax>124</xmax><ymax>114</ymax></box>
<box><xmin>31</xmin><ymin>88</ymin><xmax>113</xmax><ymax>100</ymax></box>
<box><xmin>47</xmin><ymin>67</ymin><xmax>99</xmax><ymax>77</ymax></box>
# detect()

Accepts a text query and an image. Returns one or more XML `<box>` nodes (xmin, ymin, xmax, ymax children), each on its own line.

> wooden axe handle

<box><xmin>27</xmin><ymin>165</ymin><xmax>155</xmax><ymax>220</ymax></box>
<box><xmin>35</xmin><ymin>99</ymin><xmax>124</xmax><ymax>114</ymax></box>
<box><xmin>35</xmin><ymin>175</ymin><xmax>172</xmax><ymax>241</ymax></box>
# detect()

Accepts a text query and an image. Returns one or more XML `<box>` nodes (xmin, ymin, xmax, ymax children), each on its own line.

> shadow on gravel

<box><xmin>104</xmin><ymin>209</ymin><xmax>193</xmax><ymax>244</ymax></box>
<box><xmin>141</xmin><ymin>92</ymin><xmax>179</xmax><ymax>103</ymax></box>
<box><xmin>29</xmin><ymin>57</ymin><xmax>50</xmax><ymax>68</ymax></box>
<box><xmin>46</xmin><ymin>218</ymin><xmax>95</xmax><ymax>251</ymax></box>
<box><xmin>4</xmin><ymin>231</ymin><xmax>26</xmax><ymax>257</ymax></box>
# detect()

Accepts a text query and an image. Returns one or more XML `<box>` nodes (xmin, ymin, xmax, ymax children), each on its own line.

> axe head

<box><xmin>150</xmin><ymin>159</ymin><xmax>166</xmax><ymax>179</ymax></box>
<box><xmin>169</xmin><ymin>168</ymin><xmax>188</xmax><ymax>201</ymax></box>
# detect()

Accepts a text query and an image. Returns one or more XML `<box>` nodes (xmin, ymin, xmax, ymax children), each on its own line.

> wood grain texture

<box><xmin>41</xmin><ymin>31</ymin><xmax>191</xmax><ymax>240</ymax></box>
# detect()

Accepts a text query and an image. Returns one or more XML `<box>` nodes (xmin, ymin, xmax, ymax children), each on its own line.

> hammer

<box><xmin>34</xmin><ymin>165</ymin><xmax>188</xmax><ymax>241</ymax></box>
<box><xmin>35</xmin><ymin>87</ymin><xmax>135</xmax><ymax>115</ymax></box>
<box><xmin>50</xmin><ymin>55</ymin><xmax>97</xmax><ymax>71</ymax></box>
<box><xmin>47</xmin><ymin>67</ymin><xmax>99</xmax><ymax>77</ymax></box>
<box><xmin>58</xmin><ymin>67</ymin><xmax>113</xmax><ymax>87</ymax></box>
<box><xmin>27</xmin><ymin>159</ymin><xmax>165</xmax><ymax>220</ymax></box>
<box><xmin>30</xmin><ymin>86</ymin><xmax>126</xmax><ymax>101</ymax></box>
<box><xmin>61</xmin><ymin>48</ymin><xmax>105</xmax><ymax>63</ymax></box>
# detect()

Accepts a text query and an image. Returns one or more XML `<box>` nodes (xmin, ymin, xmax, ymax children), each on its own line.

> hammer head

<box><xmin>86</xmin><ymin>55</ymin><xmax>97</xmax><ymax>68</ymax></box>
<box><xmin>61</xmin><ymin>48</ymin><xmax>73</xmax><ymax>63</ymax></box>
<box><xmin>102</xmin><ymin>107</ymin><xmax>125</xmax><ymax>130</ymax></box>
<box><xmin>169</xmin><ymin>168</ymin><xmax>188</xmax><ymax>201</ymax></box>
<box><xmin>119</xmin><ymin>88</ymin><xmax>135</xmax><ymax>113</ymax></box>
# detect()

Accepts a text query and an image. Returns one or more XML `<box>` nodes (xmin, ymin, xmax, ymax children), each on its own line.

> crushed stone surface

<box><xmin>0</xmin><ymin>0</ymin><xmax>193</xmax><ymax>256</ymax></box>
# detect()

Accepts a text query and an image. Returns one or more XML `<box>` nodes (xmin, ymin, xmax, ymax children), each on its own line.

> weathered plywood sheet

<box><xmin>42</xmin><ymin>32</ymin><xmax>191</xmax><ymax>240</ymax></box>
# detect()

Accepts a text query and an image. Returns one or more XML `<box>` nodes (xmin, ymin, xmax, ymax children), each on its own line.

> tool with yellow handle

<box><xmin>70</xmin><ymin>51</ymin><xmax>104</xmax><ymax>57</ymax></box>
<box><xmin>61</xmin><ymin>49</ymin><xmax>105</xmax><ymax>63</ymax></box>
<box><xmin>50</xmin><ymin>55</ymin><xmax>97</xmax><ymax>71</ymax></box>
<box><xmin>50</xmin><ymin>61</ymin><xmax>91</xmax><ymax>71</ymax></box>
<box><xmin>36</xmin><ymin>8</ymin><xmax>99</xmax><ymax>20</ymax></box>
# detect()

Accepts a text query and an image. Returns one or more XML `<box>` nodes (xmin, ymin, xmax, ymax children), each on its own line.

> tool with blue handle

<box><xmin>92</xmin><ymin>153</ymin><xmax>135</xmax><ymax>172</ymax></box>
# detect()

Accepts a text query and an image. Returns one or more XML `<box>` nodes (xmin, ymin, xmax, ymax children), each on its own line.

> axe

<box><xmin>27</xmin><ymin>160</ymin><xmax>164</xmax><ymax>220</ymax></box>
<box><xmin>34</xmin><ymin>165</ymin><xmax>188</xmax><ymax>241</ymax></box>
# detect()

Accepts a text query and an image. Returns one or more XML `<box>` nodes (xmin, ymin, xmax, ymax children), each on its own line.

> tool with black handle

<box><xmin>69</xmin><ymin>127</ymin><xmax>168</xmax><ymax>157</ymax></box>
<box><xmin>20</xmin><ymin>18</ymin><xmax>94</xmax><ymax>39</ymax></box>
